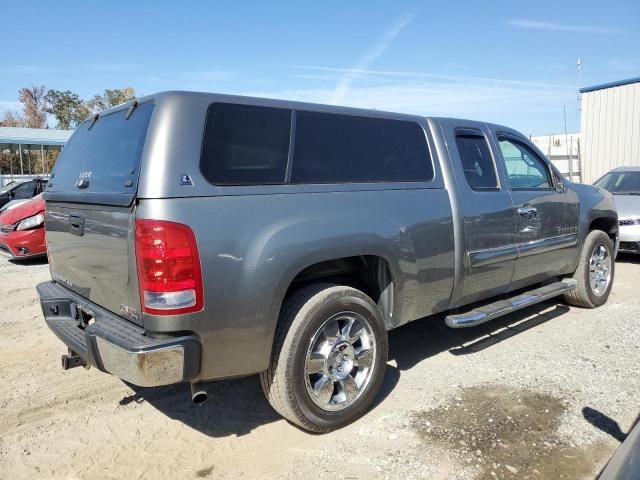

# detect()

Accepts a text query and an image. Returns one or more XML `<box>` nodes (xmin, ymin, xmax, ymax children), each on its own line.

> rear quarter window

<box><xmin>49</xmin><ymin>102</ymin><xmax>154</xmax><ymax>194</ymax></box>
<box><xmin>200</xmin><ymin>103</ymin><xmax>292</xmax><ymax>185</ymax></box>
<box><xmin>291</xmin><ymin>111</ymin><xmax>432</xmax><ymax>184</ymax></box>
<box><xmin>454</xmin><ymin>133</ymin><xmax>498</xmax><ymax>191</ymax></box>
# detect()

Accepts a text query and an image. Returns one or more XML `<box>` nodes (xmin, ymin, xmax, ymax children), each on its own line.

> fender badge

<box><xmin>119</xmin><ymin>304</ymin><xmax>139</xmax><ymax>321</ymax></box>
<box><xmin>180</xmin><ymin>174</ymin><xmax>194</xmax><ymax>186</ymax></box>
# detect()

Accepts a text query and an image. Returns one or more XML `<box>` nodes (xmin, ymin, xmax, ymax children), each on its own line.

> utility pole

<box><xmin>576</xmin><ymin>58</ymin><xmax>583</xmax><ymax>182</ymax></box>
<box><xmin>563</xmin><ymin>105</ymin><xmax>571</xmax><ymax>178</ymax></box>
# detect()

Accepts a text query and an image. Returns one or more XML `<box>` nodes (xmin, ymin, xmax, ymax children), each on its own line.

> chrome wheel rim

<box><xmin>589</xmin><ymin>243</ymin><xmax>611</xmax><ymax>296</ymax></box>
<box><xmin>304</xmin><ymin>312</ymin><xmax>376</xmax><ymax>411</ymax></box>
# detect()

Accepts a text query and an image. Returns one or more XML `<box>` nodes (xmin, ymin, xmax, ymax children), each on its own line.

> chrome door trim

<box><xmin>517</xmin><ymin>233</ymin><xmax>578</xmax><ymax>257</ymax></box>
<box><xmin>469</xmin><ymin>233</ymin><xmax>577</xmax><ymax>267</ymax></box>
<box><xmin>468</xmin><ymin>244</ymin><xmax>519</xmax><ymax>268</ymax></box>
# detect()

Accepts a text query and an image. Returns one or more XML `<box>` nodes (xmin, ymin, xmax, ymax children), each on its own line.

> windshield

<box><xmin>594</xmin><ymin>171</ymin><xmax>640</xmax><ymax>195</ymax></box>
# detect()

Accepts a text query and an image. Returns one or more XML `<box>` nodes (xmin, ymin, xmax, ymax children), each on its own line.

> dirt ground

<box><xmin>0</xmin><ymin>254</ymin><xmax>639</xmax><ymax>480</ymax></box>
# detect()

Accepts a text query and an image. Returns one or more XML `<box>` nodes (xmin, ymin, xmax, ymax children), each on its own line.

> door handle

<box><xmin>69</xmin><ymin>214</ymin><xmax>85</xmax><ymax>236</ymax></box>
<box><xmin>517</xmin><ymin>207</ymin><xmax>538</xmax><ymax>218</ymax></box>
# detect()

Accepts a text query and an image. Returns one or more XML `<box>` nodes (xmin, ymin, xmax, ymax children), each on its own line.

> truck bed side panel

<box><xmin>137</xmin><ymin>189</ymin><xmax>455</xmax><ymax>380</ymax></box>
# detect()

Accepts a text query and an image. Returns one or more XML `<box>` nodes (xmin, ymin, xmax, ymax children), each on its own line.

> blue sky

<box><xmin>1</xmin><ymin>0</ymin><xmax>638</xmax><ymax>135</ymax></box>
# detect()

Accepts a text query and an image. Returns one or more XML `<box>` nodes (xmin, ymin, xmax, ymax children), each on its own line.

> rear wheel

<box><xmin>260</xmin><ymin>284</ymin><xmax>388</xmax><ymax>433</ymax></box>
<box><xmin>563</xmin><ymin>230</ymin><xmax>614</xmax><ymax>308</ymax></box>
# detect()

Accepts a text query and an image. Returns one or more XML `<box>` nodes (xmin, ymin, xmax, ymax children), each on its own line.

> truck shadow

<box><xmin>125</xmin><ymin>377</ymin><xmax>281</xmax><ymax>437</ymax></box>
<box><xmin>616</xmin><ymin>252</ymin><xmax>640</xmax><ymax>264</ymax></box>
<box><xmin>389</xmin><ymin>300</ymin><xmax>570</xmax><ymax>370</ymax></box>
<box><xmin>129</xmin><ymin>300</ymin><xmax>569</xmax><ymax>437</ymax></box>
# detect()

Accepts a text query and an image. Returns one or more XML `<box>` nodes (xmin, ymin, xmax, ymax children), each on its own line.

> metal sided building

<box><xmin>531</xmin><ymin>133</ymin><xmax>582</xmax><ymax>183</ymax></box>
<box><xmin>0</xmin><ymin>127</ymin><xmax>72</xmax><ymax>186</ymax></box>
<box><xmin>580</xmin><ymin>77</ymin><xmax>640</xmax><ymax>183</ymax></box>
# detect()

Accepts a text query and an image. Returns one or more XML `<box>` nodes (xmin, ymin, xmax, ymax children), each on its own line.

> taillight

<box><xmin>134</xmin><ymin>219</ymin><xmax>203</xmax><ymax>315</ymax></box>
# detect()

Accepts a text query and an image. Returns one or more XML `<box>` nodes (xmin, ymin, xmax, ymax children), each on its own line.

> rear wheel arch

<box><xmin>278</xmin><ymin>254</ymin><xmax>398</xmax><ymax>330</ymax></box>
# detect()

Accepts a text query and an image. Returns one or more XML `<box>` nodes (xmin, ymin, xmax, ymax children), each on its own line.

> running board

<box><xmin>445</xmin><ymin>279</ymin><xmax>577</xmax><ymax>328</ymax></box>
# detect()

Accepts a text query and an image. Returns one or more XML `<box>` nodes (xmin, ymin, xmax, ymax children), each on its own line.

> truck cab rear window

<box><xmin>49</xmin><ymin>102</ymin><xmax>154</xmax><ymax>194</ymax></box>
<box><xmin>200</xmin><ymin>103</ymin><xmax>292</xmax><ymax>185</ymax></box>
<box><xmin>291</xmin><ymin>111</ymin><xmax>432</xmax><ymax>184</ymax></box>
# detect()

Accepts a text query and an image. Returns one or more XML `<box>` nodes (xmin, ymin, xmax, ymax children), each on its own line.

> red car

<box><xmin>0</xmin><ymin>194</ymin><xmax>46</xmax><ymax>260</ymax></box>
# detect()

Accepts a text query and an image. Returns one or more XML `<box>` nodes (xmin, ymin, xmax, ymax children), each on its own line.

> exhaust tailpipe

<box><xmin>190</xmin><ymin>383</ymin><xmax>209</xmax><ymax>405</ymax></box>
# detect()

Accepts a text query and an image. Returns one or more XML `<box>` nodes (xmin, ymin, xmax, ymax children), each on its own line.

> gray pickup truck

<box><xmin>38</xmin><ymin>91</ymin><xmax>618</xmax><ymax>432</ymax></box>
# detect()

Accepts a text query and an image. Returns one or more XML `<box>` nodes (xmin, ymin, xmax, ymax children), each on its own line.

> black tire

<box><xmin>260</xmin><ymin>284</ymin><xmax>388</xmax><ymax>433</ymax></box>
<box><xmin>563</xmin><ymin>230</ymin><xmax>615</xmax><ymax>308</ymax></box>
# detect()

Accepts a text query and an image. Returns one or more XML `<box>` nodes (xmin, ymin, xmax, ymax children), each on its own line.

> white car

<box><xmin>595</xmin><ymin>167</ymin><xmax>640</xmax><ymax>254</ymax></box>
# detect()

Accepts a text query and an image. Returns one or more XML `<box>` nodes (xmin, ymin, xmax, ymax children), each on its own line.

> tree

<box><xmin>87</xmin><ymin>87</ymin><xmax>136</xmax><ymax>112</ymax></box>
<box><xmin>19</xmin><ymin>85</ymin><xmax>47</xmax><ymax>128</ymax></box>
<box><xmin>2</xmin><ymin>85</ymin><xmax>138</xmax><ymax>130</ymax></box>
<box><xmin>45</xmin><ymin>90</ymin><xmax>89</xmax><ymax>129</ymax></box>
<box><xmin>0</xmin><ymin>111</ymin><xmax>26</xmax><ymax>127</ymax></box>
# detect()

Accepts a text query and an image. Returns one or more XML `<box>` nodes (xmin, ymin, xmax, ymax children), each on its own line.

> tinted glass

<box><xmin>201</xmin><ymin>103</ymin><xmax>292</xmax><ymax>185</ymax></box>
<box><xmin>50</xmin><ymin>102</ymin><xmax>154</xmax><ymax>194</ymax></box>
<box><xmin>12</xmin><ymin>181</ymin><xmax>35</xmax><ymax>199</ymax></box>
<box><xmin>594</xmin><ymin>171</ymin><xmax>640</xmax><ymax>194</ymax></box>
<box><xmin>291</xmin><ymin>111</ymin><xmax>432</xmax><ymax>184</ymax></box>
<box><xmin>0</xmin><ymin>181</ymin><xmax>22</xmax><ymax>195</ymax></box>
<box><xmin>498</xmin><ymin>137</ymin><xmax>552</xmax><ymax>190</ymax></box>
<box><xmin>455</xmin><ymin>134</ymin><xmax>498</xmax><ymax>190</ymax></box>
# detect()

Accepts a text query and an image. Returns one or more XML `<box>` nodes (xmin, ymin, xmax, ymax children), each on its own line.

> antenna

<box><xmin>577</xmin><ymin>58</ymin><xmax>582</xmax><ymax>119</ymax></box>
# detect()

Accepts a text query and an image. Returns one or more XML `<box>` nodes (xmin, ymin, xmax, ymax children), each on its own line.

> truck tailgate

<box><xmin>42</xmin><ymin>101</ymin><xmax>155</xmax><ymax>326</ymax></box>
<box><xmin>45</xmin><ymin>203</ymin><xmax>142</xmax><ymax>325</ymax></box>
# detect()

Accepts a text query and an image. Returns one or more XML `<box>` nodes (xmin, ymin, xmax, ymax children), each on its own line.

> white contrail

<box><xmin>507</xmin><ymin>19</ymin><xmax>628</xmax><ymax>35</ymax></box>
<box><xmin>330</xmin><ymin>13</ymin><xmax>413</xmax><ymax>105</ymax></box>
<box><xmin>289</xmin><ymin>64</ymin><xmax>574</xmax><ymax>90</ymax></box>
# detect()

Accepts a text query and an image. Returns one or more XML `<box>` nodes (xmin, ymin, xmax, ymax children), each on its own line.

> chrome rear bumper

<box><xmin>37</xmin><ymin>281</ymin><xmax>200</xmax><ymax>387</ymax></box>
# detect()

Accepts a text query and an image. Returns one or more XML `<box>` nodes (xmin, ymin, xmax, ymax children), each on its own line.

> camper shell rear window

<box><xmin>48</xmin><ymin>102</ymin><xmax>154</xmax><ymax>195</ymax></box>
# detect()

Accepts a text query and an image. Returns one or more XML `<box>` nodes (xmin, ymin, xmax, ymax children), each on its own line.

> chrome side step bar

<box><xmin>445</xmin><ymin>279</ymin><xmax>577</xmax><ymax>328</ymax></box>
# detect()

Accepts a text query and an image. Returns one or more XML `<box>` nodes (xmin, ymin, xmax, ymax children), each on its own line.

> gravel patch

<box><xmin>0</xmin><ymin>254</ymin><xmax>638</xmax><ymax>479</ymax></box>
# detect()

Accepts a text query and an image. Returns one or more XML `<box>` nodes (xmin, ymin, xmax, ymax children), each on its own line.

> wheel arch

<box><xmin>588</xmin><ymin>216</ymin><xmax>618</xmax><ymax>240</ymax></box>
<box><xmin>256</xmin><ymin>252</ymin><xmax>399</xmax><ymax>373</ymax></box>
<box><xmin>280</xmin><ymin>254</ymin><xmax>398</xmax><ymax>329</ymax></box>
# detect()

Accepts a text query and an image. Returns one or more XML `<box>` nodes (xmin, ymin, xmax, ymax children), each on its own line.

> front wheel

<box><xmin>260</xmin><ymin>284</ymin><xmax>388</xmax><ymax>433</ymax></box>
<box><xmin>563</xmin><ymin>230</ymin><xmax>615</xmax><ymax>308</ymax></box>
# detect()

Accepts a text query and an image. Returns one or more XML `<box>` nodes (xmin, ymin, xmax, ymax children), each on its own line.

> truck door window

<box><xmin>454</xmin><ymin>133</ymin><xmax>498</xmax><ymax>190</ymax></box>
<box><xmin>498</xmin><ymin>137</ymin><xmax>552</xmax><ymax>190</ymax></box>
